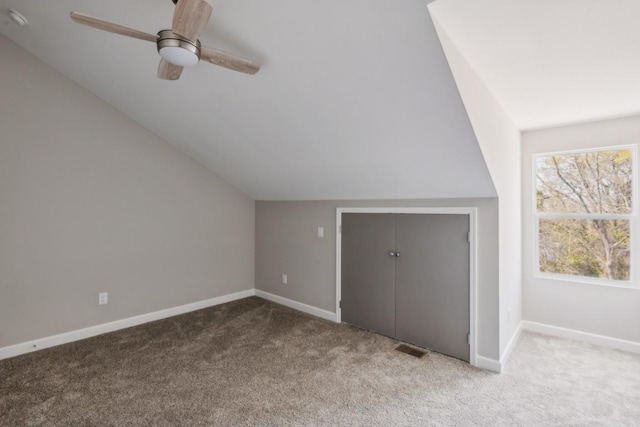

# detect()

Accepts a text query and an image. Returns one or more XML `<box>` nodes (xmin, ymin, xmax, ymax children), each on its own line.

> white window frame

<box><xmin>532</xmin><ymin>144</ymin><xmax>638</xmax><ymax>288</ymax></box>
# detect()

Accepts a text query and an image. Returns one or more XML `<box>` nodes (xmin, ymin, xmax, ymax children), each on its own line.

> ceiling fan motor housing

<box><xmin>157</xmin><ymin>30</ymin><xmax>201</xmax><ymax>66</ymax></box>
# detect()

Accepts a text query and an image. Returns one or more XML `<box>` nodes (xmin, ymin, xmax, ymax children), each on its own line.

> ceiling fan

<box><xmin>70</xmin><ymin>0</ymin><xmax>260</xmax><ymax>80</ymax></box>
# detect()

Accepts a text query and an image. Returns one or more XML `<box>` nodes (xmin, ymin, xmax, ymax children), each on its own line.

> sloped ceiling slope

<box><xmin>0</xmin><ymin>0</ymin><xmax>495</xmax><ymax>200</ymax></box>
<box><xmin>429</xmin><ymin>0</ymin><xmax>640</xmax><ymax>130</ymax></box>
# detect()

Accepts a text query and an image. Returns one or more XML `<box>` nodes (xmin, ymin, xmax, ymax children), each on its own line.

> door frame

<box><xmin>335</xmin><ymin>207</ymin><xmax>478</xmax><ymax>367</ymax></box>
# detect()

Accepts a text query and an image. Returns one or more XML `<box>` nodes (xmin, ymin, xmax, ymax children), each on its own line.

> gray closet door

<box><xmin>395</xmin><ymin>214</ymin><xmax>470</xmax><ymax>361</ymax></box>
<box><xmin>341</xmin><ymin>213</ymin><xmax>396</xmax><ymax>338</ymax></box>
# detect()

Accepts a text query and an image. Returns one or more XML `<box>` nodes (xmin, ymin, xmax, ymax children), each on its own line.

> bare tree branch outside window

<box><xmin>536</xmin><ymin>149</ymin><xmax>632</xmax><ymax>281</ymax></box>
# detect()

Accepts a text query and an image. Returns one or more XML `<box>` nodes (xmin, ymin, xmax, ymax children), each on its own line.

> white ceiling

<box><xmin>429</xmin><ymin>0</ymin><xmax>640</xmax><ymax>131</ymax></box>
<box><xmin>3</xmin><ymin>1</ymin><xmax>637</xmax><ymax>199</ymax></box>
<box><xmin>0</xmin><ymin>0</ymin><xmax>496</xmax><ymax>200</ymax></box>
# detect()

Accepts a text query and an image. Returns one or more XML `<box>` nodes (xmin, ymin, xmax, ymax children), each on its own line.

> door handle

<box><xmin>389</xmin><ymin>251</ymin><xmax>400</xmax><ymax>257</ymax></box>
<box><xmin>395</xmin><ymin>252</ymin><xmax>400</xmax><ymax>257</ymax></box>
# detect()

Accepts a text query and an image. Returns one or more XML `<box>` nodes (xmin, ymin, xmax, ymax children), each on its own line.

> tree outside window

<box><xmin>535</xmin><ymin>148</ymin><xmax>634</xmax><ymax>282</ymax></box>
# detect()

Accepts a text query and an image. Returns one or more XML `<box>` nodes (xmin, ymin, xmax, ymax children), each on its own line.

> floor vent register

<box><xmin>395</xmin><ymin>344</ymin><xmax>426</xmax><ymax>358</ymax></box>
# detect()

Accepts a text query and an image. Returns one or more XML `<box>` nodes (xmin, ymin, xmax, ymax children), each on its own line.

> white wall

<box><xmin>522</xmin><ymin>116</ymin><xmax>640</xmax><ymax>343</ymax></box>
<box><xmin>0</xmin><ymin>36</ymin><xmax>255</xmax><ymax>348</ymax></box>
<box><xmin>430</xmin><ymin>12</ymin><xmax>522</xmax><ymax>359</ymax></box>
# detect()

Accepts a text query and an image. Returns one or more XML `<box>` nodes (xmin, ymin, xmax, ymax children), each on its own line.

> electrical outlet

<box><xmin>317</xmin><ymin>227</ymin><xmax>324</xmax><ymax>238</ymax></box>
<box><xmin>282</xmin><ymin>274</ymin><xmax>288</xmax><ymax>284</ymax></box>
<box><xmin>99</xmin><ymin>292</ymin><xmax>108</xmax><ymax>305</ymax></box>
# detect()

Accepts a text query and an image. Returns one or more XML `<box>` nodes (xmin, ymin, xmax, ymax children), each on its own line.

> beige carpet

<box><xmin>1</xmin><ymin>296</ymin><xmax>639</xmax><ymax>426</ymax></box>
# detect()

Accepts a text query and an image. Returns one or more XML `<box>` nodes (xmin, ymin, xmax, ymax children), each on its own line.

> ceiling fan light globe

<box><xmin>159</xmin><ymin>46</ymin><xmax>199</xmax><ymax>66</ymax></box>
<box><xmin>156</xmin><ymin>30</ymin><xmax>201</xmax><ymax>67</ymax></box>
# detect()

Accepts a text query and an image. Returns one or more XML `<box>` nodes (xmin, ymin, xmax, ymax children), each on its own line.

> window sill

<box><xmin>533</xmin><ymin>273</ymin><xmax>640</xmax><ymax>290</ymax></box>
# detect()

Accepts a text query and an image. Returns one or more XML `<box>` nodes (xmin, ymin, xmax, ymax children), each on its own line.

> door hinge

<box><xmin>339</xmin><ymin>300</ymin><xmax>342</xmax><ymax>309</ymax></box>
<box><xmin>467</xmin><ymin>334</ymin><xmax>470</xmax><ymax>345</ymax></box>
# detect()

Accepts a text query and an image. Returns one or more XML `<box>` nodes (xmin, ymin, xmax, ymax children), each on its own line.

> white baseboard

<box><xmin>522</xmin><ymin>320</ymin><xmax>640</xmax><ymax>354</ymax></box>
<box><xmin>254</xmin><ymin>291</ymin><xmax>502</xmax><ymax>373</ymax></box>
<box><xmin>475</xmin><ymin>355</ymin><xmax>502</xmax><ymax>373</ymax></box>
<box><xmin>255</xmin><ymin>290</ymin><xmax>337</xmax><ymax>322</ymax></box>
<box><xmin>500</xmin><ymin>321</ymin><xmax>523</xmax><ymax>368</ymax></box>
<box><xmin>0</xmin><ymin>289</ymin><xmax>255</xmax><ymax>361</ymax></box>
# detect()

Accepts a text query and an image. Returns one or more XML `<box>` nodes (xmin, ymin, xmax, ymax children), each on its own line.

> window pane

<box><xmin>539</xmin><ymin>219</ymin><xmax>630</xmax><ymax>280</ymax></box>
<box><xmin>536</xmin><ymin>149</ymin><xmax>632</xmax><ymax>214</ymax></box>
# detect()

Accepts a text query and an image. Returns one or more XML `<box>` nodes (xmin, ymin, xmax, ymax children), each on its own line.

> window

<box><xmin>534</xmin><ymin>146</ymin><xmax>635</xmax><ymax>284</ymax></box>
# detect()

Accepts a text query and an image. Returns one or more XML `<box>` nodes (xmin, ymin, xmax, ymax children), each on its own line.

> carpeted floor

<box><xmin>1</xmin><ymin>297</ymin><xmax>639</xmax><ymax>426</ymax></box>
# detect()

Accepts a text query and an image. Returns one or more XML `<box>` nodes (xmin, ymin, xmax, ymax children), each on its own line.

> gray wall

<box><xmin>522</xmin><ymin>116</ymin><xmax>640</xmax><ymax>343</ymax></box>
<box><xmin>255</xmin><ymin>198</ymin><xmax>499</xmax><ymax>359</ymax></box>
<box><xmin>0</xmin><ymin>36</ymin><xmax>255</xmax><ymax>348</ymax></box>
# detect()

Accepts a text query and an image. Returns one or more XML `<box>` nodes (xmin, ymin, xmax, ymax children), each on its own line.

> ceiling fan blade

<box><xmin>172</xmin><ymin>0</ymin><xmax>213</xmax><ymax>41</ymax></box>
<box><xmin>70</xmin><ymin>12</ymin><xmax>158</xmax><ymax>43</ymax></box>
<box><xmin>200</xmin><ymin>47</ymin><xmax>260</xmax><ymax>75</ymax></box>
<box><xmin>158</xmin><ymin>59</ymin><xmax>184</xmax><ymax>80</ymax></box>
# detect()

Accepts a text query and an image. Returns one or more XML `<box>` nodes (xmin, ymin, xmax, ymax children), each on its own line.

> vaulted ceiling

<box><xmin>3</xmin><ymin>0</ymin><xmax>638</xmax><ymax>199</ymax></box>
<box><xmin>429</xmin><ymin>0</ymin><xmax>640</xmax><ymax>131</ymax></box>
<box><xmin>0</xmin><ymin>0</ymin><xmax>496</xmax><ymax>200</ymax></box>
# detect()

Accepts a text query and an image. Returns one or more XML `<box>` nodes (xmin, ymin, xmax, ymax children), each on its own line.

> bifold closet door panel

<box><xmin>395</xmin><ymin>214</ymin><xmax>470</xmax><ymax>361</ymax></box>
<box><xmin>341</xmin><ymin>213</ymin><xmax>396</xmax><ymax>338</ymax></box>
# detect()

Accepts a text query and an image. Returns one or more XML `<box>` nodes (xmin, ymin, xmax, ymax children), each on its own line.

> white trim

<box><xmin>0</xmin><ymin>289</ymin><xmax>255</xmax><ymax>361</ymax></box>
<box><xmin>335</xmin><ymin>207</ymin><xmax>479</xmax><ymax>368</ymax></box>
<box><xmin>335</xmin><ymin>208</ymin><xmax>343</xmax><ymax>320</ymax></box>
<box><xmin>522</xmin><ymin>320</ymin><xmax>640</xmax><ymax>354</ymax></box>
<box><xmin>337</xmin><ymin>207</ymin><xmax>478</xmax><ymax>215</ymax></box>
<box><xmin>500</xmin><ymin>321</ymin><xmax>523</xmax><ymax>368</ymax></box>
<box><xmin>532</xmin><ymin>272</ymin><xmax>637</xmax><ymax>290</ymax></box>
<box><xmin>255</xmin><ymin>290</ymin><xmax>337</xmax><ymax>322</ymax></box>
<box><xmin>534</xmin><ymin>144</ymin><xmax>638</xmax><ymax>159</ymax></box>
<box><xmin>537</xmin><ymin>213</ymin><xmax>631</xmax><ymax>220</ymax></box>
<box><xmin>475</xmin><ymin>355</ymin><xmax>502</xmax><ymax>373</ymax></box>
